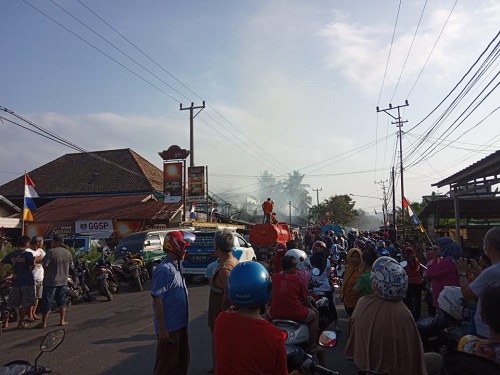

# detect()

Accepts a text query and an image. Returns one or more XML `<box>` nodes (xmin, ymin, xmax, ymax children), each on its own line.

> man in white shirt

<box><xmin>25</xmin><ymin>236</ymin><xmax>46</xmax><ymax>321</ymax></box>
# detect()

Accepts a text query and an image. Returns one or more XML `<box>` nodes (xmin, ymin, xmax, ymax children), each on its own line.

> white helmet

<box><xmin>438</xmin><ymin>286</ymin><xmax>468</xmax><ymax>321</ymax></box>
<box><xmin>286</xmin><ymin>249</ymin><xmax>308</xmax><ymax>270</ymax></box>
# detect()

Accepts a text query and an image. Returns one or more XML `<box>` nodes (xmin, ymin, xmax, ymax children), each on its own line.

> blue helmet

<box><xmin>227</xmin><ymin>262</ymin><xmax>272</xmax><ymax>308</ymax></box>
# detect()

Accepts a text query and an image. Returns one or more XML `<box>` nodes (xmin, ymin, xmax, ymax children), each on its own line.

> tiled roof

<box><xmin>33</xmin><ymin>195</ymin><xmax>181</xmax><ymax>222</ymax></box>
<box><xmin>0</xmin><ymin>149</ymin><xmax>164</xmax><ymax>199</ymax></box>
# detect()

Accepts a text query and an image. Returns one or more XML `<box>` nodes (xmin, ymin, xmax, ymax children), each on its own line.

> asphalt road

<box><xmin>0</xmin><ymin>278</ymin><xmax>358</xmax><ymax>375</ymax></box>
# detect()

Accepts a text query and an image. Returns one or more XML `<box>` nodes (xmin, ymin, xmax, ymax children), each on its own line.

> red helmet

<box><xmin>163</xmin><ymin>231</ymin><xmax>195</xmax><ymax>257</ymax></box>
<box><xmin>354</xmin><ymin>239</ymin><xmax>366</xmax><ymax>249</ymax></box>
<box><xmin>312</xmin><ymin>241</ymin><xmax>327</xmax><ymax>253</ymax></box>
<box><xmin>275</xmin><ymin>242</ymin><xmax>287</xmax><ymax>254</ymax></box>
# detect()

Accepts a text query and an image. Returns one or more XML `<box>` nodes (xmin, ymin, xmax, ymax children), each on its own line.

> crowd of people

<box><xmin>0</xmin><ymin>234</ymin><xmax>72</xmax><ymax>330</ymax></box>
<box><xmin>151</xmin><ymin>226</ymin><xmax>500</xmax><ymax>374</ymax></box>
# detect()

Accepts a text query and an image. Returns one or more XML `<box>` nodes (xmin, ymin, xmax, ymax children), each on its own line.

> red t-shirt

<box><xmin>269</xmin><ymin>273</ymin><xmax>309</xmax><ymax>321</ymax></box>
<box><xmin>262</xmin><ymin>200</ymin><xmax>273</xmax><ymax>214</ymax></box>
<box><xmin>214</xmin><ymin>311</ymin><xmax>288</xmax><ymax>375</ymax></box>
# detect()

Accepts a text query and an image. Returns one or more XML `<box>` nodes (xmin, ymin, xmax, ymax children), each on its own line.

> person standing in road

<box><xmin>262</xmin><ymin>198</ymin><xmax>273</xmax><ymax>224</ymax></box>
<box><xmin>35</xmin><ymin>235</ymin><xmax>72</xmax><ymax>329</ymax></box>
<box><xmin>0</xmin><ymin>235</ymin><xmax>35</xmax><ymax>329</ymax></box>
<box><xmin>207</xmin><ymin>229</ymin><xmax>239</xmax><ymax>373</ymax></box>
<box><xmin>25</xmin><ymin>236</ymin><xmax>46</xmax><ymax>322</ymax></box>
<box><xmin>152</xmin><ymin>230</ymin><xmax>195</xmax><ymax>375</ymax></box>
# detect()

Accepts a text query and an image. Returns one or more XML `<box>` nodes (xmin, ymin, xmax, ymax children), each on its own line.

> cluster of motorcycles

<box><xmin>0</xmin><ymin>248</ymin><xmax>149</xmax><ymax>331</ymax></box>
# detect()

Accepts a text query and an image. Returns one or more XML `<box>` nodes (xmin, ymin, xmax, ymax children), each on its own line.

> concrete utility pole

<box><xmin>377</xmin><ymin>101</ymin><xmax>409</xmax><ymax>238</ymax></box>
<box><xmin>180</xmin><ymin>101</ymin><xmax>205</xmax><ymax>167</ymax></box>
<box><xmin>312</xmin><ymin>188</ymin><xmax>322</xmax><ymax>206</ymax></box>
<box><xmin>391</xmin><ymin>167</ymin><xmax>396</xmax><ymax>229</ymax></box>
<box><xmin>374</xmin><ymin>180</ymin><xmax>388</xmax><ymax>224</ymax></box>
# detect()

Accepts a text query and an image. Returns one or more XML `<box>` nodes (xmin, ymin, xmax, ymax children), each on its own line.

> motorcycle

<box><xmin>286</xmin><ymin>330</ymin><xmax>339</xmax><ymax>374</ymax></box>
<box><xmin>0</xmin><ymin>276</ymin><xmax>19</xmax><ymax>331</ymax></box>
<box><xmin>66</xmin><ymin>251</ymin><xmax>92</xmax><ymax>303</ymax></box>
<box><xmin>117</xmin><ymin>250</ymin><xmax>149</xmax><ymax>292</ymax></box>
<box><xmin>1</xmin><ymin>328</ymin><xmax>66</xmax><ymax>374</ymax></box>
<box><xmin>94</xmin><ymin>248</ymin><xmax>120</xmax><ymax>301</ymax></box>
<box><xmin>417</xmin><ymin>286</ymin><xmax>468</xmax><ymax>353</ymax></box>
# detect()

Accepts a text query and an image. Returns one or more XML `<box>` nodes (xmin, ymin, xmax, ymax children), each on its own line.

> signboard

<box><xmin>75</xmin><ymin>220</ymin><xmax>114</xmax><ymax>237</ymax></box>
<box><xmin>188</xmin><ymin>166</ymin><xmax>205</xmax><ymax>199</ymax></box>
<box><xmin>163</xmin><ymin>162</ymin><xmax>183</xmax><ymax>203</ymax></box>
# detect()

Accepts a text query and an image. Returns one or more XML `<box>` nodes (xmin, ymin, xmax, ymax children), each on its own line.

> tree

<box><xmin>281</xmin><ymin>170</ymin><xmax>312</xmax><ymax>215</ymax></box>
<box><xmin>308</xmin><ymin>194</ymin><xmax>358</xmax><ymax>226</ymax></box>
<box><xmin>257</xmin><ymin>171</ymin><xmax>280</xmax><ymax>203</ymax></box>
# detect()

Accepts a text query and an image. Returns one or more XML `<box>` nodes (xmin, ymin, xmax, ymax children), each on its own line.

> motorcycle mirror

<box><xmin>400</xmin><ymin>260</ymin><xmax>408</xmax><ymax>268</ymax></box>
<box><xmin>40</xmin><ymin>329</ymin><xmax>66</xmax><ymax>352</ymax></box>
<box><xmin>311</xmin><ymin>268</ymin><xmax>320</xmax><ymax>276</ymax></box>
<box><xmin>318</xmin><ymin>330</ymin><xmax>337</xmax><ymax>347</ymax></box>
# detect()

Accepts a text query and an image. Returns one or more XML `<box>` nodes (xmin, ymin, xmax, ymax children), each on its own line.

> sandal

<box><xmin>59</xmin><ymin>321</ymin><xmax>69</xmax><ymax>326</ymax></box>
<box><xmin>25</xmin><ymin>318</ymin><xmax>35</xmax><ymax>322</ymax></box>
<box><xmin>34</xmin><ymin>323</ymin><xmax>46</xmax><ymax>329</ymax></box>
<box><xmin>16</xmin><ymin>322</ymin><xmax>30</xmax><ymax>329</ymax></box>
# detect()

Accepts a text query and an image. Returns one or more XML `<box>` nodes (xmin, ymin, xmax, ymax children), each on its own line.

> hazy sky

<box><xmin>1</xmin><ymin>0</ymin><xmax>499</xmax><ymax>217</ymax></box>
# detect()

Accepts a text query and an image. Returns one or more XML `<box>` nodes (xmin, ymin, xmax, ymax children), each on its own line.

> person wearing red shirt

<box><xmin>267</xmin><ymin>255</ymin><xmax>319</xmax><ymax>348</ymax></box>
<box><xmin>271</xmin><ymin>242</ymin><xmax>288</xmax><ymax>273</ymax></box>
<box><xmin>214</xmin><ymin>262</ymin><xmax>301</xmax><ymax>375</ymax></box>
<box><xmin>262</xmin><ymin>198</ymin><xmax>273</xmax><ymax>223</ymax></box>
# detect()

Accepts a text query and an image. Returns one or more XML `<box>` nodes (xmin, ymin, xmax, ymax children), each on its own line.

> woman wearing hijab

<box><xmin>340</xmin><ymin>247</ymin><xmax>363</xmax><ymax>316</ymax></box>
<box><xmin>309</xmin><ymin>241</ymin><xmax>340</xmax><ymax>332</ymax></box>
<box><xmin>425</xmin><ymin>236</ymin><xmax>461</xmax><ymax>310</ymax></box>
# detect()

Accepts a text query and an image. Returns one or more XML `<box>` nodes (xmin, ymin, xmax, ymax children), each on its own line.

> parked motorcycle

<box><xmin>286</xmin><ymin>330</ymin><xmax>339</xmax><ymax>374</ymax></box>
<box><xmin>66</xmin><ymin>251</ymin><xmax>92</xmax><ymax>303</ymax></box>
<box><xmin>118</xmin><ymin>250</ymin><xmax>149</xmax><ymax>292</ymax></box>
<box><xmin>1</xmin><ymin>328</ymin><xmax>66</xmax><ymax>374</ymax></box>
<box><xmin>94</xmin><ymin>248</ymin><xmax>120</xmax><ymax>301</ymax></box>
<box><xmin>0</xmin><ymin>276</ymin><xmax>19</xmax><ymax>330</ymax></box>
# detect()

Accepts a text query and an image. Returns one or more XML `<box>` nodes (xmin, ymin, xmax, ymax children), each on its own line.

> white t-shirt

<box><xmin>470</xmin><ymin>262</ymin><xmax>500</xmax><ymax>338</ymax></box>
<box><xmin>25</xmin><ymin>248</ymin><xmax>46</xmax><ymax>282</ymax></box>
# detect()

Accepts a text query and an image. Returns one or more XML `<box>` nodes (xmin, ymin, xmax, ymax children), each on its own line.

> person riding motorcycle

<box><xmin>271</xmin><ymin>242</ymin><xmax>288</xmax><ymax>274</ymax></box>
<box><xmin>285</xmin><ymin>249</ymin><xmax>310</xmax><ymax>290</ymax></box>
<box><xmin>309</xmin><ymin>241</ymin><xmax>340</xmax><ymax>332</ymax></box>
<box><xmin>345</xmin><ymin>256</ymin><xmax>442</xmax><ymax>375</ymax></box>
<box><xmin>214</xmin><ymin>261</ymin><xmax>301</xmax><ymax>375</ymax></box>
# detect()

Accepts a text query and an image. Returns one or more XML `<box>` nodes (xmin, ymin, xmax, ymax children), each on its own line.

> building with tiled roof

<box><xmin>0</xmin><ymin>149</ymin><xmax>185</xmax><ymax>239</ymax></box>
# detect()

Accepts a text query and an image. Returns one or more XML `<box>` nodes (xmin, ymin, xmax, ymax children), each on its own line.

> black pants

<box><xmin>404</xmin><ymin>283</ymin><xmax>423</xmax><ymax>320</ymax></box>
<box><xmin>323</xmin><ymin>290</ymin><xmax>338</xmax><ymax>321</ymax></box>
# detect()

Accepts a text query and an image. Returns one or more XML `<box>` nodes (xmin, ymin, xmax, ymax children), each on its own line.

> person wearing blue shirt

<box><xmin>0</xmin><ymin>235</ymin><xmax>35</xmax><ymax>329</ymax></box>
<box><xmin>151</xmin><ymin>231</ymin><xmax>194</xmax><ymax>375</ymax></box>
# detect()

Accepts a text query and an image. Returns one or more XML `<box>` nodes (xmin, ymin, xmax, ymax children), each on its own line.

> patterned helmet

<box><xmin>274</xmin><ymin>242</ymin><xmax>288</xmax><ymax>254</ymax></box>
<box><xmin>370</xmin><ymin>256</ymin><xmax>408</xmax><ymax>301</ymax></box>
<box><xmin>163</xmin><ymin>231</ymin><xmax>195</xmax><ymax>257</ymax></box>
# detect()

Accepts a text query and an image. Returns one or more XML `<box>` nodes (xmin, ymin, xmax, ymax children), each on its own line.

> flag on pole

<box><xmin>24</xmin><ymin>173</ymin><xmax>38</xmax><ymax>221</ymax></box>
<box><xmin>404</xmin><ymin>197</ymin><xmax>420</xmax><ymax>225</ymax></box>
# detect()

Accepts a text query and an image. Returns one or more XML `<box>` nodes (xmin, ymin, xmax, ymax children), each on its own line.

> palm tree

<box><xmin>281</xmin><ymin>170</ymin><xmax>312</xmax><ymax>215</ymax></box>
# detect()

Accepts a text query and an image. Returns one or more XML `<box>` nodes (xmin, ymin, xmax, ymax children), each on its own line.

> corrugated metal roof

<box><xmin>33</xmin><ymin>195</ymin><xmax>181</xmax><ymax>222</ymax></box>
<box><xmin>433</xmin><ymin>150</ymin><xmax>500</xmax><ymax>188</ymax></box>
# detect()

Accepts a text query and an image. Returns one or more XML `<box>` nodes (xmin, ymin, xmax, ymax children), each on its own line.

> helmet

<box><xmin>312</xmin><ymin>241</ymin><xmax>327</xmax><ymax>253</ymax></box>
<box><xmin>227</xmin><ymin>262</ymin><xmax>272</xmax><ymax>308</ymax></box>
<box><xmin>163</xmin><ymin>231</ymin><xmax>195</xmax><ymax>257</ymax></box>
<box><xmin>286</xmin><ymin>249</ymin><xmax>308</xmax><ymax>270</ymax></box>
<box><xmin>274</xmin><ymin>242</ymin><xmax>287</xmax><ymax>254</ymax></box>
<box><xmin>372</xmin><ymin>233</ymin><xmax>379</xmax><ymax>240</ymax></box>
<box><xmin>370</xmin><ymin>256</ymin><xmax>408</xmax><ymax>301</ymax></box>
<box><xmin>354</xmin><ymin>239</ymin><xmax>366</xmax><ymax>249</ymax></box>
<box><xmin>437</xmin><ymin>286</ymin><xmax>468</xmax><ymax>321</ymax></box>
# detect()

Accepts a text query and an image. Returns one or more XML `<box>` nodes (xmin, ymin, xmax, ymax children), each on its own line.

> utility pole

<box><xmin>374</xmin><ymin>180</ymin><xmax>388</xmax><ymax>225</ymax></box>
<box><xmin>289</xmin><ymin>201</ymin><xmax>292</xmax><ymax>224</ymax></box>
<box><xmin>391</xmin><ymin>167</ymin><xmax>396</xmax><ymax>228</ymax></box>
<box><xmin>377</xmin><ymin>101</ymin><xmax>409</xmax><ymax>238</ymax></box>
<box><xmin>180</xmin><ymin>101</ymin><xmax>205</xmax><ymax>167</ymax></box>
<box><xmin>312</xmin><ymin>188</ymin><xmax>322</xmax><ymax>206</ymax></box>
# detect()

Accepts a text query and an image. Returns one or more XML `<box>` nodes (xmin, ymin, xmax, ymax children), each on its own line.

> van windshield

<box><xmin>117</xmin><ymin>235</ymin><xmax>146</xmax><ymax>253</ymax></box>
<box><xmin>188</xmin><ymin>232</ymin><xmax>215</xmax><ymax>249</ymax></box>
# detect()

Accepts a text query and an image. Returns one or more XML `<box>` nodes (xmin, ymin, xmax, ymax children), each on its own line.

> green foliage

<box><xmin>308</xmin><ymin>194</ymin><xmax>358</xmax><ymax>226</ymax></box>
<box><xmin>0</xmin><ymin>243</ymin><xmax>15</xmax><ymax>278</ymax></box>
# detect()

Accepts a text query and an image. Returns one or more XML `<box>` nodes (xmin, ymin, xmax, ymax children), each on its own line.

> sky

<box><xmin>1</xmin><ymin>0</ymin><xmax>499</xmax><ymax>220</ymax></box>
